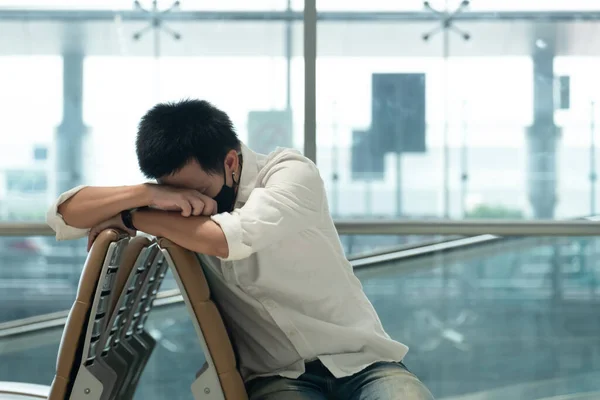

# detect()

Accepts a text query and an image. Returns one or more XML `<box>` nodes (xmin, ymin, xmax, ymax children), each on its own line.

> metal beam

<box><xmin>56</xmin><ymin>52</ymin><xmax>87</xmax><ymax>196</ymax></box>
<box><xmin>334</xmin><ymin>220</ymin><xmax>600</xmax><ymax>236</ymax></box>
<box><xmin>1</xmin><ymin>9</ymin><xmax>600</xmax><ymax>22</ymax></box>
<box><xmin>527</xmin><ymin>24</ymin><xmax>559</xmax><ymax>219</ymax></box>
<box><xmin>285</xmin><ymin>0</ymin><xmax>292</xmax><ymax>110</ymax></box>
<box><xmin>2</xmin><ymin>220</ymin><xmax>600</xmax><ymax>237</ymax></box>
<box><xmin>303</xmin><ymin>0</ymin><xmax>317</xmax><ymax>163</ymax></box>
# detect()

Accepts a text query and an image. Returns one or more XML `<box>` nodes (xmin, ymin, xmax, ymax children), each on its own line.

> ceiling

<box><xmin>0</xmin><ymin>9</ymin><xmax>599</xmax><ymax>57</ymax></box>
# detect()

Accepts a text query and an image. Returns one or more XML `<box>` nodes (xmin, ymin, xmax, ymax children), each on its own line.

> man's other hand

<box><xmin>87</xmin><ymin>214</ymin><xmax>136</xmax><ymax>251</ymax></box>
<box><xmin>145</xmin><ymin>184</ymin><xmax>218</xmax><ymax>217</ymax></box>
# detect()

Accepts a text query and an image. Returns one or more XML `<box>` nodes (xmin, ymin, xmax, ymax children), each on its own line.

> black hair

<box><xmin>136</xmin><ymin>99</ymin><xmax>240</xmax><ymax>179</ymax></box>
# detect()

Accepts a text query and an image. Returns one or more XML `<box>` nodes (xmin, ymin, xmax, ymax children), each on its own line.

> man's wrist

<box><xmin>134</xmin><ymin>183</ymin><xmax>154</xmax><ymax>207</ymax></box>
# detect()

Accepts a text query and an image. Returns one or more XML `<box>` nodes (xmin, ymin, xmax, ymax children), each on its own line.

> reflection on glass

<box><xmin>339</xmin><ymin>234</ymin><xmax>460</xmax><ymax>257</ymax></box>
<box><xmin>0</xmin><ymin>237</ymin><xmax>178</xmax><ymax>324</ymax></box>
<box><xmin>356</xmin><ymin>236</ymin><xmax>600</xmax><ymax>399</ymax></box>
<box><xmin>1</xmin><ymin>236</ymin><xmax>600</xmax><ymax>399</ymax></box>
<box><xmin>0</xmin><ymin>302</ymin><xmax>202</xmax><ymax>400</ymax></box>
<box><xmin>0</xmin><ymin>233</ymin><xmax>430</xmax><ymax>324</ymax></box>
<box><xmin>0</xmin><ymin>236</ymin><xmax>80</xmax><ymax>323</ymax></box>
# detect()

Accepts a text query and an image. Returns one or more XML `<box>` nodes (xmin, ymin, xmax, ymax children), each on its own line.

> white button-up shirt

<box><xmin>46</xmin><ymin>143</ymin><xmax>409</xmax><ymax>382</ymax></box>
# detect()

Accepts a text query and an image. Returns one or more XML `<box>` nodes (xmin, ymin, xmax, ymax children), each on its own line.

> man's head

<box><xmin>136</xmin><ymin>99</ymin><xmax>242</xmax><ymax>203</ymax></box>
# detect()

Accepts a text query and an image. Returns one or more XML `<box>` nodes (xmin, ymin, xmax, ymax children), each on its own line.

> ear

<box><xmin>224</xmin><ymin>149</ymin><xmax>238</xmax><ymax>172</ymax></box>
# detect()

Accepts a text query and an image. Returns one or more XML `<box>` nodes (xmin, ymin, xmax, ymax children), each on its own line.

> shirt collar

<box><xmin>235</xmin><ymin>142</ymin><xmax>258</xmax><ymax>205</ymax></box>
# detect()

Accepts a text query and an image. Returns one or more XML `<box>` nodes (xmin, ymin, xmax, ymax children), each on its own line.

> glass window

<box><xmin>6</xmin><ymin>170</ymin><xmax>48</xmax><ymax>193</ymax></box>
<box><xmin>84</xmin><ymin>21</ymin><xmax>303</xmax><ymax>186</ymax></box>
<box><xmin>316</xmin><ymin>12</ymin><xmax>599</xmax><ymax>221</ymax></box>
<box><xmin>0</xmin><ymin>9</ymin><xmax>304</xmax><ymax>324</ymax></box>
<box><xmin>0</xmin><ymin>56</ymin><xmax>61</xmax><ymax>222</ymax></box>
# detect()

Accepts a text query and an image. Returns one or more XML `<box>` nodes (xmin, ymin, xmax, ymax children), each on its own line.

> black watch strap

<box><xmin>121</xmin><ymin>209</ymin><xmax>137</xmax><ymax>231</ymax></box>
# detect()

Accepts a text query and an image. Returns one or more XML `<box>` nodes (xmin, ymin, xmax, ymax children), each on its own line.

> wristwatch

<box><xmin>121</xmin><ymin>209</ymin><xmax>137</xmax><ymax>231</ymax></box>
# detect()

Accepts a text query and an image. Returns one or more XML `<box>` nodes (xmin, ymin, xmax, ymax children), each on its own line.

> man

<box><xmin>47</xmin><ymin>99</ymin><xmax>434</xmax><ymax>400</ymax></box>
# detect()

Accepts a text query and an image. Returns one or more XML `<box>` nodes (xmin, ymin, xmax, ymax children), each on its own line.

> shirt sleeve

<box><xmin>210</xmin><ymin>152</ymin><xmax>324</xmax><ymax>261</ymax></box>
<box><xmin>46</xmin><ymin>185</ymin><xmax>90</xmax><ymax>241</ymax></box>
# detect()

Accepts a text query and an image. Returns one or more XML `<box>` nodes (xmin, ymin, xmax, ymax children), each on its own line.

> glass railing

<box><xmin>1</xmin><ymin>230</ymin><xmax>599</xmax><ymax>399</ymax></box>
<box><xmin>0</xmin><ymin>235</ymin><xmax>180</xmax><ymax>324</ymax></box>
<box><xmin>0</xmin><ymin>218</ymin><xmax>597</xmax><ymax>324</ymax></box>
<box><xmin>0</xmin><ymin>224</ymin><xmax>458</xmax><ymax>323</ymax></box>
<box><xmin>354</xmin><ymin>236</ymin><xmax>600</xmax><ymax>399</ymax></box>
<box><xmin>0</xmin><ymin>294</ymin><xmax>203</xmax><ymax>400</ymax></box>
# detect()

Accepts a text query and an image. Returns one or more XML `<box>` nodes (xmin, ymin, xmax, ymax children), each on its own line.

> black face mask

<box><xmin>213</xmin><ymin>170</ymin><xmax>238</xmax><ymax>213</ymax></box>
<box><xmin>213</xmin><ymin>154</ymin><xmax>242</xmax><ymax>213</ymax></box>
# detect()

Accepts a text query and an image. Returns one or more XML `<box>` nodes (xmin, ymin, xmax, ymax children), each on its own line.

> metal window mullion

<box><xmin>303</xmin><ymin>0</ymin><xmax>317</xmax><ymax>163</ymax></box>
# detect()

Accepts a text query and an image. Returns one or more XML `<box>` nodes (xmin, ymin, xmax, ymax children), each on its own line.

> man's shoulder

<box><xmin>255</xmin><ymin>147</ymin><xmax>321</xmax><ymax>186</ymax></box>
<box><xmin>262</xmin><ymin>147</ymin><xmax>315</xmax><ymax>169</ymax></box>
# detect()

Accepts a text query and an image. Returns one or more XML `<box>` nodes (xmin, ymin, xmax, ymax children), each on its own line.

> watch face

<box><xmin>121</xmin><ymin>209</ymin><xmax>135</xmax><ymax>230</ymax></box>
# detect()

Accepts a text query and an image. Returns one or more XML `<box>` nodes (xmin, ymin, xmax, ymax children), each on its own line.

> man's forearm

<box><xmin>132</xmin><ymin>209</ymin><xmax>229</xmax><ymax>258</ymax></box>
<box><xmin>59</xmin><ymin>185</ymin><xmax>150</xmax><ymax>229</ymax></box>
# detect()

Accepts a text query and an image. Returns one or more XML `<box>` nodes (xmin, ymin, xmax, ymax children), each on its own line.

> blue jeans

<box><xmin>245</xmin><ymin>359</ymin><xmax>435</xmax><ymax>400</ymax></box>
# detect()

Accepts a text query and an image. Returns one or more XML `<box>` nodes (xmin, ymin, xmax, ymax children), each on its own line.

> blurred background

<box><xmin>1</xmin><ymin>1</ymin><xmax>600</xmax><ymax>399</ymax></box>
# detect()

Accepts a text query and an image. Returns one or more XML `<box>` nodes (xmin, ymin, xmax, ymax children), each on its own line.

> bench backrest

<box><xmin>158</xmin><ymin>238</ymin><xmax>247</xmax><ymax>400</ymax></box>
<box><xmin>49</xmin><ymin>229</ymin><xmax>129</xmax><ymax>400</ymax></box>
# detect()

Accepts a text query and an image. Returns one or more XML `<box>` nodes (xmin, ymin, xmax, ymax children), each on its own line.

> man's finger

<box><xmin>201</xmin><ymin>197</ymin><xmax>216</xmax><ymax>215</ymax></box>
<box><xmin>179</xmin><ymin>201</ymin><xmax>192</xmax><ymax>217</ymax></box>
<box><xmin>186</xmin><ymin>191</ymin><xmax>208</xmax><ymax>215</ymax></box>
<box><xmin>188</xmin><ymin>196</ymin><xmax>205</xmax><ymax>216</ymax></box>
<box><xmin>193</xmin><ymin>192</ymin><xmax>217</xmax><ymax>215</ymax></box>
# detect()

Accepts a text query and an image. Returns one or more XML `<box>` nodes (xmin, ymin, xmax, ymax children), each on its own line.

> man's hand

<box><xmin>87</xmin><ymin>214</ymin><xmax>136</xmax><ymax>251</ymax></box>
<box><xmin>145</xmin><ymin>183</ymin><xmax>218</xmax><ymax>217</ymax></box>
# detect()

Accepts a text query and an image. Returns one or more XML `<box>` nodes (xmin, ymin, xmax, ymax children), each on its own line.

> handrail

<box><xmin>0</xmin><ymin>226</ymin><xmax>591</xmax><ymax>337</ymax></box>
<box><xmin>0</xmin><ymin>289</ymin><xmax>183</xmax><ymax>338</ymax></box>
<box><xmin>336</xmin><ymin>219</ymin><xmax>600</xmax><ymax>236</ymax></box>
<box><xmin>0</xmin><ymin>222</ymin><xmax>54</xmax><ymax>236</ymax></box>
<box><xmin>0</xmin><ymin>234</ymin><xmax>479</xmax><ymax>337</ymax></box>
<box><xmin>0</xmin><ymin>223</ymin><xmax>53</xmax><ymax>236</ymax></box>
<box><xmin>1</xmin><ymin>220</ymin><xmax>599</xmax><ymax>237</ymax></box>
<box><xmin>350</xmin><ymin>234</ymin><xmax>499</xmax><ymax>268</ymax></box>
<box><xmin>346</xmin><ymin>235</ymin><xmax>462</xmax><ymax>261</ymax></box>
